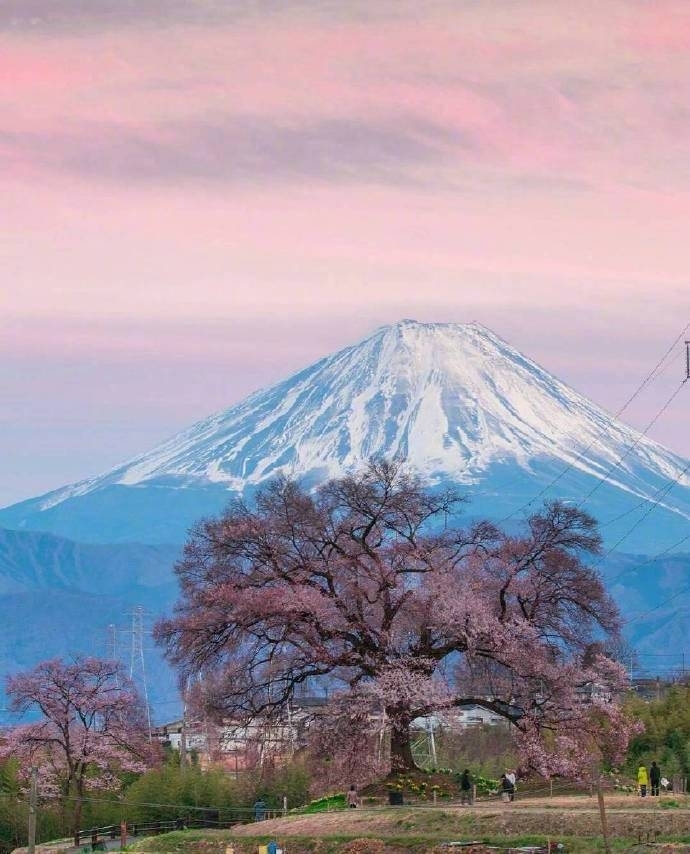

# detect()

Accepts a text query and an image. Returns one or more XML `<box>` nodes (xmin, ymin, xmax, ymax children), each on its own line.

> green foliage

<box><xmin>417</xmin><ymin>723</ymin><xmax>517</xmax><ymax>779</ymax></box>
<box><xmin>301</xmin><ymin>794</ymin><xmax>347</xmax><ymax>812</ymax></box>
<box><xmin>124</xmin><ymin>760</ymin><xmax>240</xmax><ymax>823</ymax></box>
<box><xmin>254</xmin><ymin>759</ymin><xmax>312</xmax><ymax>809</ymax></box>
<box><xmin>385</xmin><ymin>774</ymin><xmax>455</xmax><ymax>800</ymax></box>
<box><xmin>625</xmin><ymin>685</ymin><xmax>690</xmax><ymax>775</ymax></box>
<box><xmin>0</xmin><ymin>759</ymin><xmax>66</xmax><ymax>853</ymax></box>
<box><xmin>121</xmin><ymin>756</ymin><xmax>312</xmax><ymax>825</ymax></box>
<box><xmin>0</xmin><ymin>755</ymin><xmax>314</xmax><ymax>851</ymax></box>
<box><xmin>453</xmin><ymin>771</ymin><xmax>499</xmax><ymax>795</ymax></box>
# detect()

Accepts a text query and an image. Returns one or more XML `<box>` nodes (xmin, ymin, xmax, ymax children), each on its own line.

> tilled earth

<box><xmin>126</xmin><ymin>795</ymin><xmax>690</xmax><ymax>854</ymax></box>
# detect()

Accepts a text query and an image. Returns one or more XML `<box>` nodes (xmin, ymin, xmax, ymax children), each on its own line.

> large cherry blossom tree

<box><xmin>157</xmin><ymin>461</ymin><xmax>634</xmax><ymax>776</ymax></box>
<box><xmin>2</xmin><ymin>657</ymin><xmax>155</xmax><ymax>839</ymax></box>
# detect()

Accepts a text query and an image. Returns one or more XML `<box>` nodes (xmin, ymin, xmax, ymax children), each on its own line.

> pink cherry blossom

<box><xmin>157</xmin><ymin>461</ymin><xmax>635</xmax><ymax>776</ymax></box>
<box><xmin>2</xmin><ymin>657</ymin><xmax>158</xmax><ymax>837</ymax></box>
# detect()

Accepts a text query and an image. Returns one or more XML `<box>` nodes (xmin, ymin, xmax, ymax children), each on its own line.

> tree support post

<box><xmin>596</xmin><ymin>778</ymin><xmax>612</xmax><ymax>854</ymax></box>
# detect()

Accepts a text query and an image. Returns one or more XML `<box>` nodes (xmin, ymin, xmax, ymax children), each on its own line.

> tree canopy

<box><xmin>157</xmin><ymin>461</ymin><xmax>634</xmax><ymax>776</ymax></box>
<box><xmin>1</xmin><ymin>657</ymin><xmax>156</xmax><ymax>837</ymax></box>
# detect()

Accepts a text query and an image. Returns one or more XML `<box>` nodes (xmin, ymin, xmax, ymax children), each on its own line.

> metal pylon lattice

<box><xmin>410</xmin><ymin>716</ymin><xmax>438</xmax><ymax>769</ymax></box>
<box><xmin>129</xmin><ymin>606</ymin><xmax>152</xmax><ymax>739</ymax></box>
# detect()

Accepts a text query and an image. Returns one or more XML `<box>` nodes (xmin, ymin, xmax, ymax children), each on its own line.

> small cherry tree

<box><xmin>157</xmin><ymin>461</ymin><xmax>634</xmax><ymax>777</ymax></box>
<box><xmin>2</xmin><ymin>657</ymin><xmax>155</xmax><ymax>839</ymax></box>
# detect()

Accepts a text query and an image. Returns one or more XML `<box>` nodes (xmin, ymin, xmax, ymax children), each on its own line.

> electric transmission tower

<box><xmin>410</xmin><ymin>716</ymin><xmax>439</xmax><ymax>769</ymax></box>
<box><xmin>128</xmin><ymin>606</ymin><xmax>152</xmax><ymax>739</ymax></box>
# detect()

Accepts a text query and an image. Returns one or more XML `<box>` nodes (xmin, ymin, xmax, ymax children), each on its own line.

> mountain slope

<box><xmin>2</xmin><ymin>320</ymin><xmax>689</xmax><ymax>550</ymax></box>
<box><xmin>0</xmin><ymin>525</ymin><xmax>683</xmax><ymax>722</ymax></box>
<box><xmin>0</xmin><ymin>528</ymin><xmax>181</xmax><ymax>717</ymax></box>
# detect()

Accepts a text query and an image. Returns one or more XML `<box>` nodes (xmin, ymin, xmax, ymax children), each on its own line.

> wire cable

<box><xmin>598</xmin><ymin>455</ymin><xmax>690</xmax><ymax>529</ymax></box>
<box><xmin>604</xmin><ymin>532</ymin><xmax>690</xmax><ymax>589</ymax></box>
<box><xmin>621</xmin><ymin>580</ymin><xmax>690</xmax><ymax>629</ymax></box>
<box><xmin>577</xmin><ymin>378</ymin><xmax>688</xmax><ymax>509</ymax></box>
<box><xmin>498</xmin><ymin>325</ymin><xmax>689</xmax><ymax>523</ymax></box>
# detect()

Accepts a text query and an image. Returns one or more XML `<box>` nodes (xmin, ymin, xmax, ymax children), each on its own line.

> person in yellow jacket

<box><xmin>637</xmin><ymin>764</ymin><xmax>649</xmax><ymax>797</ymax></box>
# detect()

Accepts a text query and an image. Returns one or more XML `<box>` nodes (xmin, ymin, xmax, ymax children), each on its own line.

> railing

<box><xmin>74</xmin><ymin>810</ymin><xmax>287</xmax><ymax>849</ymax></box>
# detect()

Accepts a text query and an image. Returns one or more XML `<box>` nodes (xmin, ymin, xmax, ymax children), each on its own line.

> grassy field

<box><xmin>127</xmin><ymin>793</ymin><xmax>690</xmax><ymax>853</ymax></box>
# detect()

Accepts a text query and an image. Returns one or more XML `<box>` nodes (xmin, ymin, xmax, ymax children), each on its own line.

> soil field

<box><xmin>128</xmin><ymin>794</ymin><xmax>690</xmax><ymax>854</ymax></box>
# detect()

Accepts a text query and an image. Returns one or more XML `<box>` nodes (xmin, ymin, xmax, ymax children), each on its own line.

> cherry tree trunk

<box><xmin>389</xmin><ymin>718</ymin><xmax>417</xmax><ymax>771</ymax></box>
<box><xmin>72</xmin><ymin>781</ymin><xmax>84</xmax><ymax>847</ymax></box>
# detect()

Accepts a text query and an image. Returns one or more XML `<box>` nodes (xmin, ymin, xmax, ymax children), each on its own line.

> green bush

<box><xmin>124</xmin><ymin>760</ymin><xmax>240</xmax><ymax>823</ymax></box>
<box><xmin>302</xmin><ymin>794</ymin><xmax>347</xmax><ymax>812</ymax></box>
<box><xmin>254</xmin><ymin>759</ymin><xmax>312</xmax><ymax>810</ymax></box>
<box><xmin>625</xmin><ymin>686</ymin><xmax>690</xmax><ymax>776</ymax></box>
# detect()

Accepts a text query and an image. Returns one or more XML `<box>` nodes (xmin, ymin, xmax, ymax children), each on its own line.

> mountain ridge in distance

<box><xmin>1</xmin><ymin>320</ymin><xmax>688</xmax><ymax>553</ymax></box>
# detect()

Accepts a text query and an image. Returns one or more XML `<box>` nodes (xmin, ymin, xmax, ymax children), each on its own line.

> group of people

<box><xmin>264</xmin><ymin>761</ymin><xmax>662</xmax><ymax>819</ymax></box>
<box><xmin>637</xmin><ymin>761</ymin><xmax>663</xmax><ymax>797</ymax></box>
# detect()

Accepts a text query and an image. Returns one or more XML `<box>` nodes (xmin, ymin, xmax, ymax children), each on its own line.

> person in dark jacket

<box><xmin>460</xmin><ymin>769</ymin><xmax>473</xmax><ymax>805</ymax></box>
<box><xmin>650</xmin><ymin>761</ymin><xmax>661</xmax><ymax>796</ymax></box>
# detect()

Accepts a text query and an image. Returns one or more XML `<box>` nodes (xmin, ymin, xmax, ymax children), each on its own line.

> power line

<box><xmin>605</xmin><ymin>532</ymin><xmax>690</xmax><ymax>589</ymax></box>
<box><xmin>577</xmin><ymin>379</ymin><xmax>688</xmax><ymax>509</ymax></box>
<box><xmin>590</xmin><ymin>460</ymin><xmax>690</xmax><ymax>571</ymax></box>
<box><xmin>598</xmin><ymin>456</ymin><xmax>690</xmax><ymax>529</ymax></box>
<box><xmin>498</xmin><ymin>324</ymin><xmax>689</xmax><ymax>523</ymax></box>
<box><xmin>621</xmin><ymin>580</ymin><xmax>690</xmax><ymax>628</ymax></box>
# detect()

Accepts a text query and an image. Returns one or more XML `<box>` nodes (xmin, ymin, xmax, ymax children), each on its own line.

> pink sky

<box><xmin>2</xmin><ymin>0</ymin><xmax>690</xmax><ymax>506</ymax></box>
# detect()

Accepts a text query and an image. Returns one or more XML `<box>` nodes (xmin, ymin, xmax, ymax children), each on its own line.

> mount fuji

<box><xmin>2</xmin><ymin>320</ymin><xmax>690</xmax><ymax>554</ymax></box>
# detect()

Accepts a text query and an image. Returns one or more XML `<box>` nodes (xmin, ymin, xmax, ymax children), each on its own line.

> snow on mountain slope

<box><xmin>31</xmin><ymin>321</ymin><xmax>690</xmax><ymax>496</ymax></box>
<box><xmin>2</xmin><ymin>320</ymin><xmax>689</xmax><ymax>546</ymax></box>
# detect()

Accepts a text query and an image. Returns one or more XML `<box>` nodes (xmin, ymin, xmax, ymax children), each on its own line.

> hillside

<box><xmin>126</xmin><ymin>797</ymin><xmax>690</xmax><ymax>853</ymax></box>
<box><xmin>0</xmin><ymin>528</ymin><xmax>180</xmax><ymax>716</ymax></box>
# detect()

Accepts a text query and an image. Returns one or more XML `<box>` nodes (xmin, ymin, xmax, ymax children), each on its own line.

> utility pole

<box><xmin>685</xmin><ymin>341</ymin><xmax>690</xmax><ymax>381</ymax></box>
<box><xmin>179</xmin><ymin>677</ymin><xmax>189</xmax><ymax>767</ymax></box>
<box><xmin>27</xmin><ymin>766</ymin><xmax>37</xmax><ymax>854</ymax></box>
<box><xmin>596</xmin><ymin>777</ymin><xmax>612</xmax><ymax>854</ymax></box>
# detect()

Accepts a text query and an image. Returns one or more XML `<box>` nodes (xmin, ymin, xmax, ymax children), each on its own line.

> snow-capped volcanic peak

<box><xmin>42</xmin><ymin>320</ymin><xmax>686</xmax><ymax>511</ymax></box>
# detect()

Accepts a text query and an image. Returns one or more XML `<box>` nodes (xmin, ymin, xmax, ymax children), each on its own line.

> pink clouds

<box><xmin>628</xmin><ymin>1</ymin><xmax>690</xmax><ymax>52</ymax></box>
<box><xmin>4</xmin><ymin>2</ymin><xmax>690</xmax><ymax>194</ymax></box>
<box><xmin>2</xmin><ymin>0</ymin><xmax>690</xmax><ymax>502</ymax></box>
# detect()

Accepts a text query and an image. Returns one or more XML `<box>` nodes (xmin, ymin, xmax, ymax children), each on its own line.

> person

<box><xmin>346</xmin><ymin>785</ymin><xmax>359</xmax><ymax>808</ymax></box>
<box><xmin>253</xmin><ymin>798</ymin><xmax>266</xmax><ymax>821</ymax></box>
<box><xmin>500</xmin><ymin>773</ymin><xmax>514</xmax><ymax>804</ymax></box>
<box><xmin>637</xmin><ymin>764</ymin><xmax>649</xmax><ymax>797</ymax></box>
<box><xmin>650</xmin><ymin>761</ymin><xmax>661</xmax><ymax>797</ymax></box>
<box><xmin>460</xmin><ymin>769</ymin><xmax>473</xmax><ymax>805</ymax></box>
<box><xmin>506</xmin><ymin>769</ymin><xmax>516</xmax><ymax>802</ymax></box>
